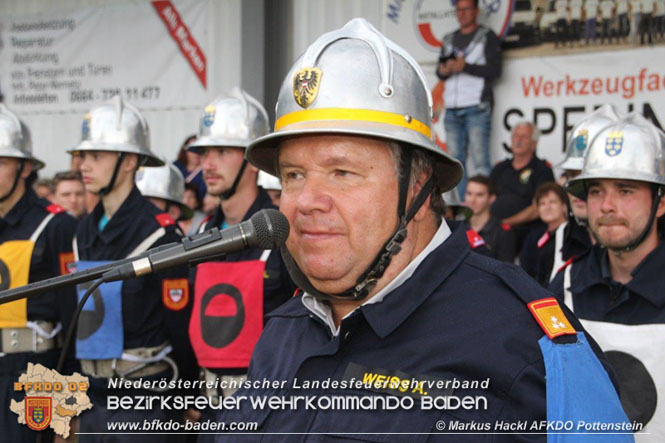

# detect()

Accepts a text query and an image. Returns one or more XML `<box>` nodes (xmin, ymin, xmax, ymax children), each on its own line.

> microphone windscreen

<box><xmin>250</xmin><ymin>209</ymin><xmax>289</xmax><ymax>249</ymax></box>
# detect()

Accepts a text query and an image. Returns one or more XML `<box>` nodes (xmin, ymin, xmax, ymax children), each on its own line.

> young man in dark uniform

<box><xmin>0</xmin><ymin>105</ymin><xmax>78</xmax><ymax>443</ymax></box>
<box><xmin>70</xmin><ymin>97</ymin><xmax>195</xmax><ymax>442</ymax></box>
<box><xmin>217</xmin><ymin>19</ymin><xmax>631</xmax><ymax>441</ymax></box>
<box><xmin>465</xmin><ymin>175</ymin><xmax>517</xmax><ymax>262</ymax></box>
<box><xmin>184</xmin><ymin>89</ymin><xmax>295</xmax><ymax>440</ymax></box>
<box><xmin>537</xmin><ymin>105</ymin><xmax>620</xmax><ymax>284</ymax></box>
<box><xmin>550</xmin><ymin>113</ymin><xmax>665</xmax><ymax>439</ymax></box>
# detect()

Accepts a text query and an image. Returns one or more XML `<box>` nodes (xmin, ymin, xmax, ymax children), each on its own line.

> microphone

<box><xmin>102</xmin><ymin>208</ymin><xmax>289</xmax><ymax>282</ymax></box>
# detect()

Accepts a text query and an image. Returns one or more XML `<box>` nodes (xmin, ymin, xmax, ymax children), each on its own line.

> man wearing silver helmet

<box><xmin>69</xmin><ymin>97</ymin><xmax>194</xmax><ymax>442</ymax></box>
<box><xmin>0</xmin><ymin>105</ymin><xmax>78</xmax><ymax>442</ymax></box>
<box><xmin>217</xmin><ymin>19</ymin><xmax>630</xmax><ymax>440</ymax></box>
<box><xmin>135</xmin><ymin>163</ymin><xmax>194</xmax><ymax>223</ymax></box>
<box><xmin>537</xmin><ymin>105</ymin><xmax>621</xmax><ymax>284</ymax></box>
<box><xmin>550</xmin><ymin>113</ymin><xmax>665</xmax><ymax>439</ymax></box>
<box><xmin>184</xmin><ymin>88</ymin><xmax>295</xmax><ymax>437</ymax></box>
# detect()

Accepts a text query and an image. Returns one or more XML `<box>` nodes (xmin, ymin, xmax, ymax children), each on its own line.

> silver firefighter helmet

<box><xmin>558</xmin><ymin>104</ymin><xmax>623</xmax><ymax>172</ymax></box>
<box><xmin>0</xmin><ymin>104</ymin><xmax>44</xmax><ymax>170</ymax></box>
<box><xmin>135</xmin><ymin>162</ymin><xmax>193</xmax><ymax>219</ymax></box>
<box><xmin>69</xmin><ymin>96</ymin><xmax>163</xmax><ymax>166</ymax></box>
<box><xmin>188</xmin><ymin>87</ymin><xmax>270</xmax><ymax>152</ymax></box>
<box><xmin>567</xmin><ymin>112</ymin><xmax>665</xmax><ymax>199</ymax></box>
<box><xmin>245</xmin><ymin>18</ymin><xmax>463</xmax><ymax>192</ymax></box>
<box><xmin>257</xmin><ymin>171</ymin><xmax>281</xmax><ymax>191</ymax></box>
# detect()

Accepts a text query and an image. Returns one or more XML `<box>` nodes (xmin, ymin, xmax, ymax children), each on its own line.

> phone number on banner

<box><xmin>70</xmin><ymin>86</ymin><xmax>161</xmax><ymax>103</ymax></box>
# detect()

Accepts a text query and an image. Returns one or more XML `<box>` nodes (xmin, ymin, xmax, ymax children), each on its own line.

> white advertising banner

<box><xmin>0</xmin><ymin>0</ymin><xmax>210</xmax><ymax>114</ymax></box>
<box><xmin>379</xmin><ymin>1</ymin><xmax>665</xmax><ymax>175</ymax></box>
<box><xmin>491</xmin><ymin>47</ymin><xmax>665</xmax><ymax>168</ymax></box>
<box><xmin>381</xmin><ymin>0</ymin><xmax>514</xmax><ymax>63</ymax></box>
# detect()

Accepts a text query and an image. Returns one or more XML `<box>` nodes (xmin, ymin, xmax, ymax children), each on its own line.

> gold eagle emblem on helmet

<box><xmin>293</xmin><ymin>68</ymin><xmax>322</xmax><ymax>109</ymax></box>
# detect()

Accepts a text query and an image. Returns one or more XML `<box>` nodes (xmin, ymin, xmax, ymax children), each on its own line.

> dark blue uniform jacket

<box><xmin>76</xmin><ymin>186</ymin><xmax>196</xmax><ymax>396</ymax></box>
<box><xmin>217</xmin><ymin>222</ymin><xmax>622</xmax><ymax>442</ymax></box>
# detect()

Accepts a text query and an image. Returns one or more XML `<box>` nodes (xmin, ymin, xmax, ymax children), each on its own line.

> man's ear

<box><xmin>20</xmin><ymin>161</ymin><xmax>34</xmax><ymax>179</ymax></box>
<box><xmin>656</xmin><ymin>192</ymin><xmax>665</xmax><ymax>219</ymax></box>
<box><xmin>411</xmin><ymin>169</ymin><xmax>432</xmax><ymax>222</ymax></box>
<box><xmin>489</xmin><ymin>194</ymin><xmax>496</xmax><ymax>205</ymax></box>
<box><xmin>122</xmin><ymin>153</ymin><xmax>139</xmax><ymax>172</ymax></box>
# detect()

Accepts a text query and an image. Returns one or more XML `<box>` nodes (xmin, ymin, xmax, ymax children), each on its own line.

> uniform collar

<box><xmin>85</xmin><ymin>186</ymin><xmax>146</xmax><ymax>245</ymax></box>
<box><xmin>478</xmin><ymin>215</ymin><xmax>499</xmax><ymax>235</ymax></box>
<box><xmin>622</xmin><ymin>241</ymin><xmax>665</xmax><ymax>307</ymax></box>
<box><xmin>300</xmin><ymin>220</ymin><xmax>468</xmax><ymax>338</ymax></box>
<box><xmin>210</xmin><ymin>187</ymin><xmax>273</xmax><ymax>228</ymax></box>
<box><xmin>572</xmin><ymin>241</ymin><xmax>665</xmax><ymax>308</ymax></box>
<box><xmin>1</xmin><ymin>188</ymin><xmax>36</xmax><ymax>227</ymax></box>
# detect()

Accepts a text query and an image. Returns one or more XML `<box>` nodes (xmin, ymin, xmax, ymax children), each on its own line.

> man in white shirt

<box><xmin>585</xmin><ymin>0</ymin><xmax>600</xmax><ymax>44</ymax></box>
<box><xmin>640</xmin><ymin>0</ymin><xmax>655</xmax><ymax>43</ymax></box>
<box><xmin>630</xmin><ymin>0</ymin><xmax>643</xmax><ymax>43</ymax></box>
<box><xmin>555</xmin><ymin>0</ymin><xmax>571</xmax><ymax>47</ymax></box>
<box><xmin>616</xmin><ymin>0</ymin><xmax>631</xmax><ymax>40</ymax></box>
<box><xmin>600</xmin><ymin>0</ymin><xmax>616</xmax><ymax>42</ymax></box>
<box><xmin>571</xmin><ymin>0</ymin><xmax>585</xmax><ymax>43</ymax></box>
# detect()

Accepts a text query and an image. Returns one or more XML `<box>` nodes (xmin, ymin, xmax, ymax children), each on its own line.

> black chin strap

<box><xmin>98</xmin><ymin>153</ymin><xmax>125</xmax><ymax>197</ymax></box>
<box><xmin>220</xmin><ymin>159</ymin><xmax>248</xmax><ymax>200</ymax></box>
<box><xmin>282</xmin><ymin>148</ymin><xmax>435</xmax><ymax>302</ymax></box>
<box><xmin>0</xmin><ymin>160</ymin><xmax>24</xmax><ymax>203</ymax></box>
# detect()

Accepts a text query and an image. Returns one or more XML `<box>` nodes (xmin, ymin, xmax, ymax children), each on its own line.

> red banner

<box><xmin>152</xmin><ymin>1</ymin><xmax>207</xmax><ymax>88</ymax></box>
<box><xmin>190</xmin><ymin>261</ymin><xmax>265</xmax><ymax>368</ymax></box>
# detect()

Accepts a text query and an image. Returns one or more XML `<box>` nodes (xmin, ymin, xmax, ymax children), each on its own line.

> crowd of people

<box><xmin>548</xmin><ymin>0</ymin><xmax>665</xmax><ymax>46</ymax></box>
<box><xmin>0</xmin><ymin>2</ymin><xmax>661</xmax><ymax>442</ymax></box>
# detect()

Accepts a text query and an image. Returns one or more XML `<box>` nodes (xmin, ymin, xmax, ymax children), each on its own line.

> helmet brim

<box><xmin>246</xmin><ymin>123</ymin><xmax>463</xmax><ymax>192</ymax></box>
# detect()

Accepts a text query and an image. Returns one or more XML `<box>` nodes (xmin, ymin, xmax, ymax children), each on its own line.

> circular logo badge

<box><xmin>413</xmin><ymin>0</ymin><xmax>514</xmax><ymax>53</ymax></box>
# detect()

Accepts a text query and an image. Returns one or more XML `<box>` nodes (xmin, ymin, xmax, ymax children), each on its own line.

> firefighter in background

<box><xmin>257</xmin><ymin>171</ymin><xmax>281</xmax><ymax>207</ymax></box>
<box><xmin>0</xmin><ymin>104</ymin><xmax>78</xmax><ymax>442</ymax></box>
<box><xmin>544</xmin><ymin>104</ymin><xmax>621</xmax><ymax>283</ymax></box>
<box><xmin>185</xmin><ymin>89</ymin><xmax>295</xmax><ymax>441</ymax></box>
<box><xmin>442</xmin><ymin>188</ymin><xmax>492</xmax><ymax>256</ymax></box>
<box><xmin>550</xmin><ymin>112</ymin><xmax>665</xmax><ymax>440</ymax></box>
<box><xmin>70</xmin><ymin>97</ymin><xmax>194</xmax><ymax>442</ymax></box>
<box><xmin>136</xmin><ymin>162</ymin><xmax>194</xmax><ymax>222</ymax></box>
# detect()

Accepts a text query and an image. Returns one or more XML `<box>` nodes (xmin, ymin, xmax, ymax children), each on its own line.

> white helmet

<box><xmin>567</xmin><ymin>112</ymin><xmax>665</xmax><ymax>199</ymax></box>
<box><xmin>257</xmin><ymin>171</ymin><xmax>281</xmax><ymax>191</ymax></box>
<box><xmin>246</xmin><ymin>19</ymin><xmax>463</xmax><ymax>302</ymax></box>
<box><xmin>69</xmin><ymin>96</ymin><xmax>163</xmax><ymax>166</ymax></box>
<box><xmin>567</xmin><ymin>112</ymin><xmax>665</xmax><ymax>252</ymax></box>
<box><xmin>0</xmin><ymin>104</ymin><xmax>44</xmax><ymax>170</ymax></box>
<box><xmin>188</xmin><ymin>87</ymin><xmax>269</xmax><ymax>151</ymax></box>
<box><xmin>558</xmin><ymin>105</ymin><xmax>622</xmax><ymax>172</ymax></box>
<box><xmin>246</xmin><ymin>18</ymin><xmax>462</xmax><ymax>192</ymax></box>
<box><xmin>135</xmin><ymin>163</ymin><xmax>193</xmax><ymax>219</ymax></box>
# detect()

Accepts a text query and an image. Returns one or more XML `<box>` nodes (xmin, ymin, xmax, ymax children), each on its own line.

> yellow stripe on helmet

<box><xmin>275</xmin><ymin>108</ymin><xmax>431</xmax><ymax>138</ymax></box>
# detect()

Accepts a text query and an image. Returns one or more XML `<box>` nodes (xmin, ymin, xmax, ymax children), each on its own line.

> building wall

<box><xmin>0</xmin><ymin>0</ymin><xmax>263</xmax><ymax>176</ymax></box>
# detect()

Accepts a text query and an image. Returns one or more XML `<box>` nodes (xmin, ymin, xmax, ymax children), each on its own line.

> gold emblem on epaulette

<box><xmin>605</xmin><ymin>130</ymin><xmax>623</xmax><ymax>157</ymax></box>
<box><xmin>293</xmin><ymin>68</ymin><xmax>322</xmax><ymax>109</ymax></box>
<box><xmin>527</xmin><ymin>297</ymin><xmax>576</xmax><ymax>339</ymax></box>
